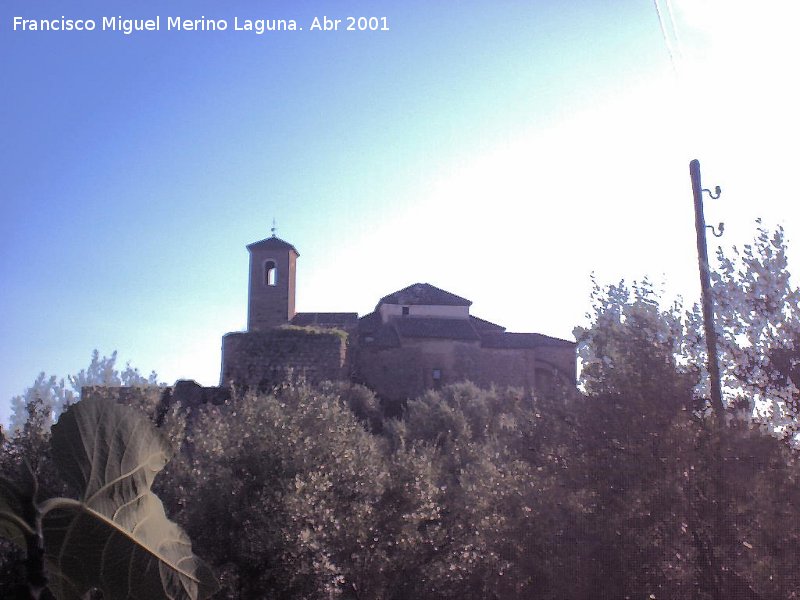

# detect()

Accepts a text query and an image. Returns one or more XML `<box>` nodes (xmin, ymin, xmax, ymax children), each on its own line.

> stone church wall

<box><xmin>355</xmin><ymin>340</ymin><xmax>473</xmax><ymax>402</ymax></box>
<box><xmin>221</xmin><ymin>327</ymin><xmax>349</xmax><ymax>389</ymax></box>
<box><xmin>472</xmin><ymin>345</ymin><xmax>576</xmax><ymax>390</ymax></box>
<box><xmin>356</xmin><ymin>340</ymin><xmax>577</xmax><ymax>401</ymax></box>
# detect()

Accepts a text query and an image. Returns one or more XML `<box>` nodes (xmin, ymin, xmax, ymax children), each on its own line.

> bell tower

<box><xmin>246</xmin><ymin>233</ymin><xmax>298</xmax><ymax>331</ymax></box>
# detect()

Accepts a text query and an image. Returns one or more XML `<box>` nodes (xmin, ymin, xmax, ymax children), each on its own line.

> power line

<box><xmin>663</xmin><ymin>0</ymin><xmax>685</xmax><ymax>61</ymax></box>
<box><xmin>653</xmin><ymin>0</ymin><xmax>680</xmax><ymax>75</ymax></box>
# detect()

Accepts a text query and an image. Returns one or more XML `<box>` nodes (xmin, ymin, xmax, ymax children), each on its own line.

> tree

<box><xmin>385</xmin><ymin>383</ymin><xmax>578</xmax><ymax>599</ymax></box>
<box><xmin>579</xmin><ymin>223</ymin><xmax>800</xmax><ymax>434</ymax></box>
<box><xmin>708</xmin><ymin>221</ymin><xmax>800</xmax><ymax>432</ymax></box>
<box><xmin>574</xmin><ymin>276</ymin><xmax>697</xmax><ymax>406</ymax></box>
<box><xmin>574</xmin><ymin>266</ymin><xmax>800</xmax><ymax>599</ymax></box>
<box><xmin>159</xmin><ymin>382</ymin><xmax>394</xmax><ymax>599</ymax></box>
<box><xmin>9</xmin><ymin>350</ymin><xmax>161</xmax><ymax>431</ymax></box>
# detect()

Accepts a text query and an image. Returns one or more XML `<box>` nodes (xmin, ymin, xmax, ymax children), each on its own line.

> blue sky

<box><xmin>2</xmin><ymin>0</ymin><xmax>799</xmax><ymax>426</ymax></box>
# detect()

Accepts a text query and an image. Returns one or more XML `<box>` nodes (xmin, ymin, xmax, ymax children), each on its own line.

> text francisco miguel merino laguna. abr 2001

<box><xmin>12</xmin><ymin>15</ymin><xmax>391</xmax><ymax>35</ymax></box>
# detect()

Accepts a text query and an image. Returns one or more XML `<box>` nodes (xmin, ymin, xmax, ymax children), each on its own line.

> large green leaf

<box><xmin>0</xmin><ymin>474</ymin><xmax>35</xmax><ymax>548</ymax></box>
<box><xmin>43</xmin><ymin>397</ymin><xmax>217</xmax><ymax>600</ymax></box>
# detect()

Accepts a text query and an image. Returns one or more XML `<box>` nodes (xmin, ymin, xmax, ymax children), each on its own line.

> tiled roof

<box><xmin>364</xmin><ymin>324</ymin><xmax>402</xmax><ymax>347</ymax></box>
<box><xmin>358</xmin><ymin>311</ymin><xmax>571</xmax><ymax>349</ymax></box>
<box><xmin>358</xmin><ymin>311</ymin><xmax>382</xmax><ymax>334</ymax></box>
<box><xmin>292</xmin><ymin>312</ymin><xmax>359</xmax><ymax>327</ymax></box>
<box><xmin>469</xmin><ymin>315</ymin><xmax>506</xmax><ymax>333</ymax></box>
<box><xmin>480</xmin><ymin>332</ymin><xmax>575</xmax><ymax>349</ymax></box>
<box><xmin>358</xmin><ymin>312</ymin><xmax>400</xmax><ymax>347</ymax></box>
<box><xmin>247</xmin><ymin>235</ymin><xmax>299</xmax><ymax>255</ymax></box>
<box><xmin>394</xmin><ymin>317</ymin><xmax>481</xmax><ymax>341</ymax></box>
<box><xmin>378</xmin><ymin>283</ymin><xmax>471</xmax><ymax>307</ymax></box>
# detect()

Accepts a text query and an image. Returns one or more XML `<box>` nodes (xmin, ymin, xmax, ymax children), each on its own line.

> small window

<box><xmin>264</xmin><ymin>260</ymin><xmax>277</xmax><ymax>286</ymax></box>
<box><xmin>432</xmin><ymin>368</ymin><xmax>442</xmax><ymax>389</ymax></box>
<box><xmin>402</xmin><ymin>306</ymin><xmax>410</xmax><ymax>316</ymax></box>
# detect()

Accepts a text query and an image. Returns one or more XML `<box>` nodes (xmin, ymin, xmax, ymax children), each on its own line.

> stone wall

<box><xmin>355</xmin><ymin>341</ymin><xmax>466</xmax><ymax>402</ymax></box>
<box><xmin>356</xmin><ymin>339</ymin><xmax>576</xmax><ymax>402</ymax></box>
<box><xmin>82</xmin><ymin>331</ymin><xmax>573</xmax><ymax>416</ymax></box>
<box><xmin>82</xmin><ymin>326</ymin><xmax>572</xmax><ymax>414</ymax></box>
<box><xmin>81</xmin><ymin>385</ymin><xmax>166</xmax><ymax>412</ymax></box>
<box><xmin>81</xmin><ymin>381</ymin><xmax>230</xmax><ymax>419</ymax></box>
<box><xmin>466</xmin><ymin>346</ymin><xmax>575</xmax><ymax>392</ymax></box>
<box><xmin>221</xmin><ymin>326</ymin><xmax>349</xmax><ymax>389</ymax></box>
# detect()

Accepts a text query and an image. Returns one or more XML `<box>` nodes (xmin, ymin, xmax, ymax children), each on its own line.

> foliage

<box><xmin>278</xmin><ymin>325</ymin><xmax>349</xmax><ymax>342</ymax></box>
<box><xmin>9</xmin><ymin>350</ymin><xmax>162</xmax><ymax>432</ymax></box>
<box><xmin>0</xmin><ymin>398</ymin><xmax>217</xmax><ymax>600</ymax></box>
<box><xmin>572</xmin><ymin>241</ymin><xmax>800</xmax><ymax>599</ymax></box>
<box><xmin>578</xmin><ymin>221</ymin><xmax>800</xmax><ymax>433</ymax></box>
<box><xmin>155</xmin><ymin>376</ymin><xmax>800</xmax><ymax>599</ymax></box>
<box><xmin>709</xmin><ymin>221</ymin><xmax>800</xmax><ymax>430</ymax></box>
<box><xmin>160</xmin><ymin>382</ymin><xmax>392</xmax><ymax>599</ymax></box>
<box><xmin>575</xmin><ymin>276</ymin><xmax>696</xmax><ymax>402</ymax></box>
<box><xmin>5</xmin><ymin>375</ymin><xmax>800</xmax><ymax>599</ymax></box>
<box><xmin>0</xmin><ymin>397</ymin><xmax>67</xmax><ymax>599</ymax></box>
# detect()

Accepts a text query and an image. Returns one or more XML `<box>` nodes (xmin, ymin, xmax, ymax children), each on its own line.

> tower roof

<box><xmin>247</xmin><ymin>235</ymin><xmax>299</xmax><ymax>255</ymax></box>
<box><xmin>378</xmin><ymin>283</ymin><xmax>472</xmax><ymax>307</ymax></box>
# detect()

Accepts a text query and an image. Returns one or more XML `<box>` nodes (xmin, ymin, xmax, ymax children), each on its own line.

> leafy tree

<box><xmin>574</xmin><ymin>267</ymin><xmax>800</xmax><ymax>599</ymax></box>
<box><xmin>9</xmin><ymin>350</ymin><xmax>161</xmax><ymax>431</ymax></box>
<box><xmin>385</xmin><ymin>383</ymin><xmax>578</xmax><ymax>600</ymax></box>
<box><xmin>709</xmin><ymin>221</ymin><xmax>800</xmax><ymax>431</ymax></box>
<box><xmin>160</xmin><ymin>383</ymin><xmax>394</xmax><ymax>599</ymax></box>
<box><xmin>578</xmin><ymin>222</ymin><xmax>800</xmax><ymax>430</ymax></box>
<box><xmin>575</xmin><ymin>276</ymin><xmax>695</xmax><ymax>401</ymax></box>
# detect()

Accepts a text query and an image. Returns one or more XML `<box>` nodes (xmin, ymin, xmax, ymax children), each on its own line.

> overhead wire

<box><xmin>663</xmin><ymin>0</ymin><xmax>685</xmax><ymax>62</ymax></box>
<box><xmin>652</xmin><ymin>0</ymin><xmax>681</xmax><ymax>76</ymax></box>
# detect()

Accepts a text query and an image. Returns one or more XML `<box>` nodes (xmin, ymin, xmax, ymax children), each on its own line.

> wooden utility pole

<box><xmin>690</xmin><ymin>159</ymin><xmax>725</xmax><ymax>416</ymax></box>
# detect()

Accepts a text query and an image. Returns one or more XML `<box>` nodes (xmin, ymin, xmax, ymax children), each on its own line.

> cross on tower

<box><xmin>271</xmin><ymin>218</ymin><xmax>277</xmax><ymax>237</ymax></box>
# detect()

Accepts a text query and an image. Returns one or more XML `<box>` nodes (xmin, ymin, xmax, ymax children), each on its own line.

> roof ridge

<box><xmin>378</xmin><ymin>282</ymin><xmax>472</xmax><ymax>307</ymax></box>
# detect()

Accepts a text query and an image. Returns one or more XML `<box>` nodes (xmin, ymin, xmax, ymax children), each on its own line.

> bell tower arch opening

<box><xmin>264</xmin><ymin>260</ymin><xmax>277</xmax><ymax>286</ymax></box>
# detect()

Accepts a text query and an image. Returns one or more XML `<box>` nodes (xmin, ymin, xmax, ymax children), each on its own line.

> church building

<box><xmin>220</xmin><ymin>234</ymin><xmax>577</xmax><ymax>401</ymax></box>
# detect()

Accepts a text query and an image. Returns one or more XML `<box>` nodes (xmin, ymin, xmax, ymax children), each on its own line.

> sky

<box><xmin>2</xmin><ymin>0</ymin><xmax>799</xmax><ymax>427</ymax></box>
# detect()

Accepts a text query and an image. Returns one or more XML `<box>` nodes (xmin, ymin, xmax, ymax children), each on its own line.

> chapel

<box><xmin>220</xmin><ymin>234</ymin><xmax>577</xmax><ymax>401</ymax></box>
